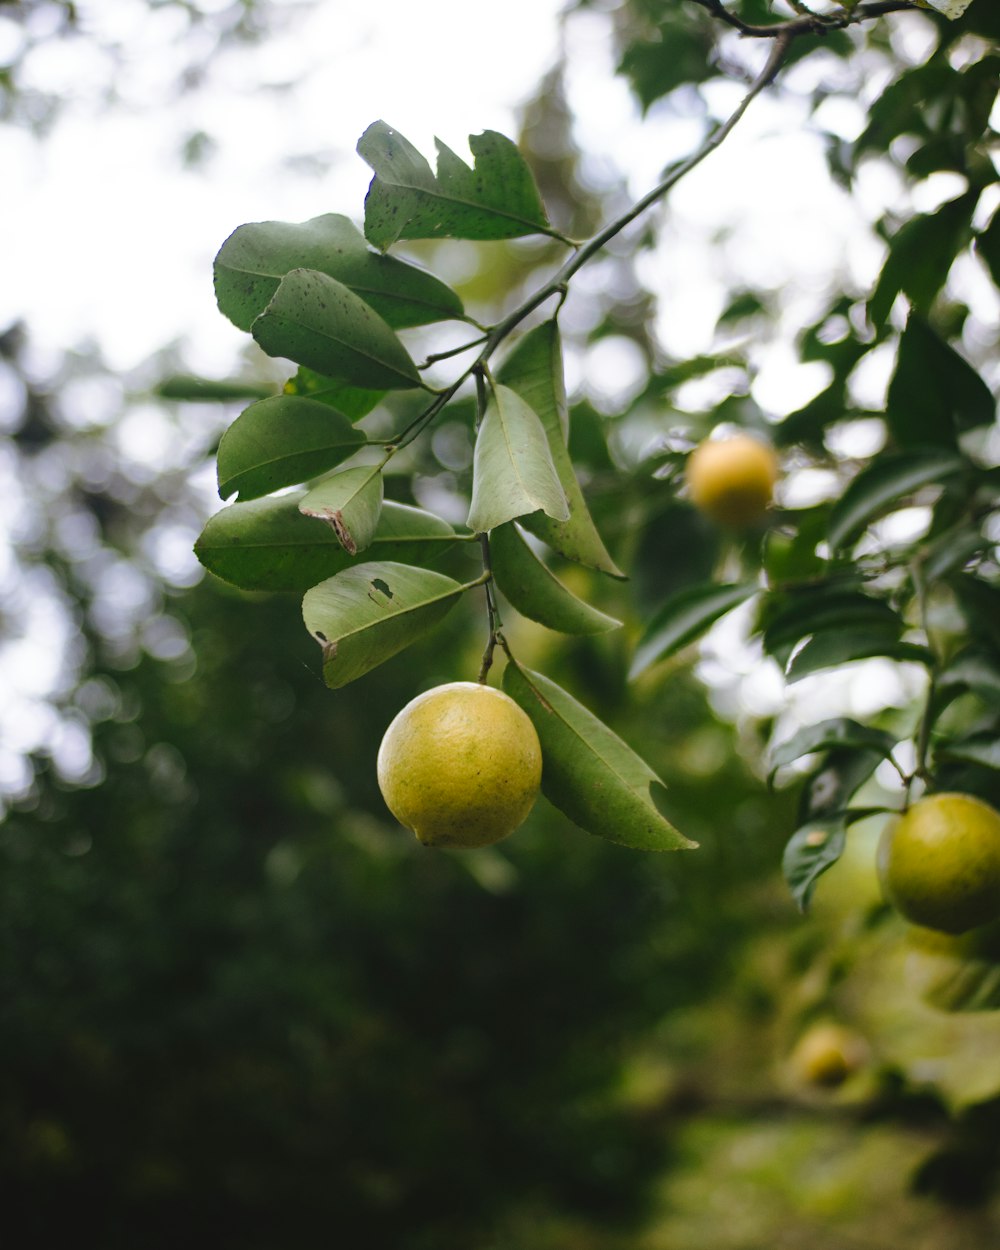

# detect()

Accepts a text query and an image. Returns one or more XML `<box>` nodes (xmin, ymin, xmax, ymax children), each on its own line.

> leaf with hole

<box><xmin>498</xmin><ymin>321</ymin><xmax>624</xmax><ymax>577</ymax></box>
<box><xmin>195</xmin><ymin>495</ymin><xmax>458</xmax><ymax>593</ymax></box>
<box><xmin>358</xmin><ymin>121</ymin><xmax>555</xmax><ymax>249</ymax></box>
<box><xmin>302</xmin><ymin>562</ymin><xmax>472</xmax><ymax>689</ymax></box>
<box><xmin>252</xmin><ymin>269</ymin><xmax>424</xmax><ymax>391</ymax></box>
<box><xmin>298</xmin><ymin>465</ymin><xmax>384</xmax><ymax>555</ymax></box>
<box><xmin>502</xmin><ymin>662</ymin><xmax>695</xmax><ymax>851</ymax></box>
<box><xmin>490</xmin><ymin>523</ymin><xmax>620</xmax><ymax>635</ymax></box>
<box><xmin>214</xmin><ymin>213</ymin><xmax>465</xmax><ymax>332</ymax></box>
<box><xmin>217</xmin><ymin>395</ymin><xmax>366</xmax><ymax>501</ymax></box>
<box><xmin>467</xmin><ymin>385</ymin><xmax>569</xmax><ymax>534</ymax></box>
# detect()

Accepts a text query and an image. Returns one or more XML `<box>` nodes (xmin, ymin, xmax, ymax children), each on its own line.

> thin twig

<box><xmin>688</xmin><ymin>0</ymin><xmax>916</xmax><ymax>39</ymax></box>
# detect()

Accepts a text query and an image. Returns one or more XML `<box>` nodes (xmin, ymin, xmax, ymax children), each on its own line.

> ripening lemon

<box><xmin>377</xmin><ymin>681</ymin><xmax>542</xmax><ymax>849</ymax></box>
<box><xmin>877</xmin><ymin>792</ymin><xmax>1000</xmax><ymax>934</ymax></box>
<box><xmin>788</xmin><ymin>1021</ymin><xmax>868</xmax><ymax>1089</ymax></box>
<box><xmin>685</xmin><ymin>432</ymin><xmax>779</xmax><ymax>527</ymax></box>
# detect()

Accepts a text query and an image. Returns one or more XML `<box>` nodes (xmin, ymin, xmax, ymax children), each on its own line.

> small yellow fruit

<box><xmin>377</xmin><ymin>681</ymin><xmax>542</xmax><ymax>849</ymax></box>
<box><xmin>685</xmin><ymin>432</ymin><xmax>779</xmax><ymax>527</ymax></box>
<box><xmin>788</xmin><ymin>1021</ymin><xmax>867</xmax><ymax>1088</ymax></box>
<box><xmin>877</xmin><ymin>793</ymin><xmax>1000</xmax><ymax>934</ymax></box>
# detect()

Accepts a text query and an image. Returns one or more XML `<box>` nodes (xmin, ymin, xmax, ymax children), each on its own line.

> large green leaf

<box><xmin>498</xmin><ymin>321</ymin><xmax>624</xmax><ymax>577</ymax></box>
<box><xmin>949</xmin><ymin>573</ymin><xmax>1000</xmax><ymax>651</ymax></box>
<box><xmin>629</xmin><ymin>582</ymin><xmax>757</xmax><ymax>680</ymax></box>
<box><xmin>502</xmin><ymin>662</ymin><xmax>696</xmax><ymax>851</ymax></box>
<box><xmin>298</xmin><ymin>465</ymin><xmax>384</xmax><ymax>555</ymax></box>
<box><xmin>194</xmin><ymin>495</ymin><xmax>458</xmax><ymax>593</ymax></box>
<box><xmin>827</xmin><ymin>448</ymin><xmax>967</xmax><ymax>551</ymax></box>
<box><xmin>358</xmin><ymin>121</ymin><xmax>555</xmax><ymax>250</ymax></box>
<box><xmin>302</xmin><ymin>561</ymin><xmax>471</xmax><ymax>689</ymax></box>
<box><xmin>252</xmin><ymin>269</ymin><xmax>424</xmax><ymax>391</ymax></box>
<box><xmin>490</xmin><ymin>523</ymin><xmax>620</xmax><ymax>635</ymax></box>
<box><xmin>467</xmin><ymin>384</ymin><xmax>569</xmax><ymax>534</ymax></box>
<box><xmin>217</xmin><ymin>395</ymin><xmax>366</xmax><ymax>501</ymax></box>
<box><xmin>885</xmin><ymin>315</ymin><xmax>995</xmax><ymax>448</ymax></box>
<box><xmin>214</xmin><ymin>213</ymin><xmax>465</xmax><ymax>332</ymax></box>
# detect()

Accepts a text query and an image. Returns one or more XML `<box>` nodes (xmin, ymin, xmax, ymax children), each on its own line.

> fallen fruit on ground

<box><xmin>877</xmin><ymin>792</ymin><xmax>1000</xmax><ymax>934</ymax></box>
<box><xmin>685</xmin><ymin>432</ymin><xmax>779</xmax><ymax>527</ymax></box>
<box><xmin>377</xmin><ymin>680</ymin><xmax>543</xmax><ymax>849</ymax></box>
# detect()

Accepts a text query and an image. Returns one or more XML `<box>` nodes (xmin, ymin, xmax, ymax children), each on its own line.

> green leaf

<box><xmin>467</xmin><ymin>384</ymin><xmax>569</xmax><ymax>534</ymax></box>
<box><xmin>283</xmin><ymin>368</ymin><xmax>385</xmax><ymax>421</ymax></box>
<box><xmin>217</xmin><ymin>395</ymin><xmax>366</xmax><ymax>502</ymax></box>
<box><xmin>949</xmin><ymin>574</ymin><xmax>1000</xmax><ymax>652</ymax></box>
<box><xmin>935</xmin><ymin>734</ymin><xmax>1000</xmax><ymax>773</ymax></box>
<box><xmin>502</xmin><ymin>662</ymin><xmax>695</xmax><ymax>851</ymax></box>
<box><xmin>298</xmin><ymin>465</ymin><xmax>384</xmax><ymax>555</ymax></box>
<box><xmin>155</xmin><ymin>375</ymin><xmax>273</xmax><ymax>403</ymax></box>
<box><xmin>759</xmin><ymin>587</ymin><xmax>903</xmax><ymax>667</ymax></box>
<box><xmin>303</xmin><ymin>562</ymin><xmax>472</xmax><ymax>689</ymax></box>
<box><xmin>868</xmin><ymin>192</ymin><xmax>976</xmax><ymax>327</ymax></box>
<box><xmin>799</xmin><ymin>748</ymin><xmax>887</xmax><ymax>823</ymax></box>
<box><xmin>885</xmin><ymin>315</ymin><xmax>995</xmax><ymax>448</ymax></box>
<box><xmin>214</xmin><ymin>213</ymin><xmax>465</xmax><ymax>332</ymax></box>
<box><xmin>252</xmin><ymin>269</ymin><xmax>424</xmax><ymax>391</ymax></box>
<box><xmin>629</xmin><ymin>582</ymin><xmax>757</xmax><ymax>680</ymax></box>
<box><xmin>769</xmin><ymin>718</ymin><xmax>899</xmax><ymax>787</ymax></box>
<box><xmin>762</xmin><ymin>508</ymin><xmax>829</xmax><ymax>584</ymax></box>
<box><xmin>827</xmin><ymin>448</ymin><xmax>967</xmax><ymax>551</ymax></box>
<box><xmin>975</xmin><ymin>206</ymin><xmax>1000</xmax><ymax>289</ymax></box>
<box><xmin>782</xmin><ymin>817</ymin><xmax>847</xmax><ymax>913</ymax></box>
<box><xmin>490</xmin><ymin>523</ymin><xmax>621</xmax><ymax>635</ymax></box>
<box><xmin>358</xmin><ymin>121</ymin><xmax>554</xmax><ymax>250</ymax></box>
<box><xmin>194</xmin><ymin>495</ymin><xmax>457</xmax><ymax>593</ymax></box>
<box><xmin>786</xmin><ymin>629</ymin><xmax>932</xmax><ymax>682</ymax></box>
<box><xmin>938</xmin><ymin>649</ymin><xmax>1000</xmax><ymax>703</ymax></box>
<box><xmin>498</xmin><ymin>321</ymin><xmax>624</xmax><ymax>577</ymax></box>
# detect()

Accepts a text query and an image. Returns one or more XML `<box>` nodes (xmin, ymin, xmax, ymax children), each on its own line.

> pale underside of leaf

<box><xmin>498</xmin><ymin>322</ymin><xmax>624</xmax><ymax>578</ymax></box>
<box><xmin>467</xmin><ymin>385</ymin><xmax>569</xmax><ymax>534</ymax></box>
<box><xmin>299</xmin><ymin>465</ymin><xmax>384</xmax><ymax>555</ymax></box>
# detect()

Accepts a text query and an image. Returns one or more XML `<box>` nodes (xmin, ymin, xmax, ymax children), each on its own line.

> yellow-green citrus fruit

<box><xmin>685</xmin><ymin>433</ymin><xmax>779</xmax><ymax>527</ymax></box>
<box><xmin>377</xmin><ymin>681</ymin><xmax>542</xmax><ymax>849</ymax></box>
<box><xmin>877</xmin><ymin>792</ymin><xmax>1000</xmax><ymax>934</ymax></box>
<box><xmin>788</xmin><ymin>1021</ymin><xmax>867</xmax><ymax>1088</ymax></box>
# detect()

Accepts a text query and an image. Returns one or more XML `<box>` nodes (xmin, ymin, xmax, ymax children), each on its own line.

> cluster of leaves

<box><xmin>605</xmin><ymin>1</ymin><xmax>1000</xmax><ymax>925</ymax></box>
<box><xmin>196</xmin><ymin>120</ymin><xmax>693</xmax><ymax>854</ymax></box>
<box><xmin>195</xmin><ymin>1</ymin><xmax>999</xmax><ymax>952</ymax></box>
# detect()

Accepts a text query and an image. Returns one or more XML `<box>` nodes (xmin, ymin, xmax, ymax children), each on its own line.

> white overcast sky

<box><xmin>2</xmin><ymin>0</ymin><xmax>920</xmax><ymax>389</ymax></box>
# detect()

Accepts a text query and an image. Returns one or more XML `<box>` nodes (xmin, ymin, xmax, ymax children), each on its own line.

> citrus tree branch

<box><xmin>688</xmin><ymin>0</ymin><xmax>917</xmax><ymax>38</ymax></box>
